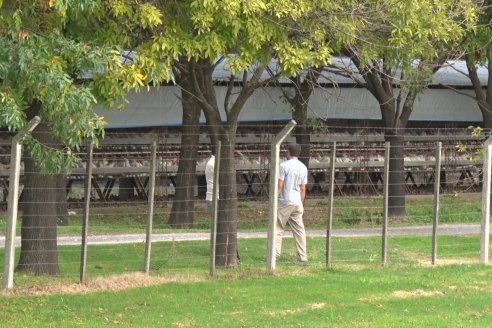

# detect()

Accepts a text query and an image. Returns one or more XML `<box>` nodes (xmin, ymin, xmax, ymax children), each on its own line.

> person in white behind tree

<box><xmin>205</xmin><ymin>153</ymin><xmax>215</xmax><ymax>216</ymax></box>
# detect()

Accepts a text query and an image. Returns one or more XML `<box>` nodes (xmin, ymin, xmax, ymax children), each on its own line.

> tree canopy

<box><xmin>0</xmin><ymin>0</ymin><xmax>171</xmax><ymax>171</ymax></box>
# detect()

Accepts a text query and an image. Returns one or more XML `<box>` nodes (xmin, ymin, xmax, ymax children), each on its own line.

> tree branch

<box><xmin>465</xmin><ymin>54</ymin><xmax>486</xmax><ymax>103</ymax></box>
<box><xmin>224</xmin><ymin>74</ymin><xmax>235</xmax><ymax>114</ymax></box>
<box><xmin>439</xmin><ymin>83</ymin><xmax>479</xmax><ymax>100</ymax></box>
<box><xmin>381</xmin><ymin>60</ymin><xmax>393</xmax><ymax>95</ymax></box>
<box><xmin>189</xmin><ymin>62</ymin><xmax>217</xmax><ymax>115</ymax></box>
<box><xmin>324</xmin><ymin>65</ymin><xmax>365</xmax><ymax>86</ymax></box>
<box><xmin>399</xmin><ymin>87</ymin><xmax>419</xmax><ymax>127</ymax></box>
<box><xmin>228</xmin><ymin>65</ymin><xmax>266</xmax><ymax>121</ymax></box>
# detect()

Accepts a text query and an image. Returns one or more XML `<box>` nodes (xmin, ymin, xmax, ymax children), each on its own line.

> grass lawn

<box><xmin>1</xmin><ymin>235</ymin><xmax>491</xmax><ymax>327</ymax></box>
<box><xmin>0</xmin><ymin>193</ymin><xmax>483</xmax><ymax>236</ymax></box>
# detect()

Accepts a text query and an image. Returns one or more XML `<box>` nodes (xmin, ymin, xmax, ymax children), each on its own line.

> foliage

<box><xmin>352</xmin><ymin>0</ymin><xmax>477</xmax><ymax>71</ymax></box>
<box><xmin>0</xmin><ymin>0</ymin><xmax>171</xmax><ymax>173</ymax></box>
<box><xmin>149</xmin><ymin>0</ymin><xmax>361</xmax><ymax>76</ymax></box>
<box><xmin>462</xmin><ymin>0</ymin><xmax>492</xmax><ymax>65</ymax></box>
<box><xmin>333</xmin><ymin>0</ymin><xmax>479</xmax><ymax>130</ymax></box>
<box><xmin>456</xmin><ymin>126</ymin><xmax>485</xmax><ymax>161</ymax></box>
<box><xmin>460</xmin><ymin>0</ymin><xmax>492</xmax><ymax>126</ymax></box>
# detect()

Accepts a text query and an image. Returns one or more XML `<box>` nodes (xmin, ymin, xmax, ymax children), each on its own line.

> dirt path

<box><xmin>0</xmin><ymin>224</ymin><xmax>483</xmax><ymax>248</ymax></box>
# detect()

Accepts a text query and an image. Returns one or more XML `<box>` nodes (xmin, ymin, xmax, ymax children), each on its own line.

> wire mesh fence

<box><xmin>0</xmin><ymin>123</ymin><xmax>491</xmax><ymax>289</ymax></box>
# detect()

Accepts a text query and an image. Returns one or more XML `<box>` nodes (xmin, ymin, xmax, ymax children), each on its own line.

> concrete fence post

<box><xmin>267</xmin><ymin>120</ymin><xmax>297</xmax><ymax>274</ymax></box>
<box><xmin>3</xmin><ymin>116</ymin><xmax>41</xmax><ymax>290</ymax></box>
<box><xmin>432</xmin><ymin>142</ymin><xmax>442</xmax><ymax>265</ymax></box>
<box><xmin>144</xmin><ymin>141</ymin><xmax>157</xmax><ymax>274</ymax></box>
<box><xmin>382</xmin><ymin>141</ymin><xmax>390</xmax><ymax>266</ymax></box>
<box><xmin>210</xmin><ymin>141</ymin><xmax>221</xmax><ymax>276</ymax></box>
<box><xmin>480</xmin><ymin>136</ymin><xmax>492</xmax><ymax>264</ymax></box>
<box><xmin>326</xmin><ymin>141</ymin><xmax>336</xmax><ymax>267</ymax></box>
<box><xmin>80</xmin><ymin>141</ymin><xmax>94</xmax><ymax>284</ymax></box>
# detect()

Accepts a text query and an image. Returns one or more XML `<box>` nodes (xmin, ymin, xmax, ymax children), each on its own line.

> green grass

<box><xmin>0</xmin><ymin>236</ymin><xmax>491</xmax><ymax>327</ymax></box>
<box><xmin>0</xmin><ymin>193</ymin><xmax>482</xmax><ymax>236</ymax></box>
<box><xmin>0</xmin><ymin>235</ymin><xmax>484</xmax><ymax>286</ymax></box>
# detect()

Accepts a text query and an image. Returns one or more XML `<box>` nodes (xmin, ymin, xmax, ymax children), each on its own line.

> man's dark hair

<box><xmin>287</xmin><ymin>143</ymin><xmax>302</xmax><ymax>157</ymax></box>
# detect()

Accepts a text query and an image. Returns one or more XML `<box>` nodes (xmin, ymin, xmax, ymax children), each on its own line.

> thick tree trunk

<box><xmin>17</xmin><ymin>122</ymin><xmax>60</xmax><ymax>276</ymax></box>
<box><xmin>482</xmin><ymin>113</ymin><xmax>492</xmax><ymax>128</ymax></box>
<box><xmin>350</xmin><ymin>58</ymin><xmax>408</xmax><ymax>219</ymax></box>
<box><xmin>118</xmin><ymin>177</ymin><xmax>135</xmax><ymax>200</ymax></box>
<box><xmin>168</xmin><ymin>69</ymin><xmax>201</xmax><ymax>228</ymax></box>
<box><xmin>215</xmin><ymin>127</ymin><xmax>238</xmax><ymax>267</ymax></box>
<box><xmin>466</xmin><ymin>53</ymin><xmax>492</xmax><ymax>129</ymax></box>
<box><xmin>56</xmin><ymin>174</ymin><xmax>69</xmax><ymax>226</ymax></box>
<box><xmin>293</xmin><ymin>103</ymin><xmax>311</xmax><ymax>168</ymax></box>
<box><xmin>190</xmin><ymin>61</ymin><xmax>263</xmax><ymax>268</ymax></box>
<box><xmin>384</xmin><ymin>131</ymin><xmax>406</xmax><ymax>218</ymax></box>
<box><xmin>291</xmin><ymin>69</ymin><xmax>320</xmax><ymax>168</ymax></box>
<box><xmin>480</xmin><ymin>103</ymin><xmax>492</xmax><ymax>128</ymax></box>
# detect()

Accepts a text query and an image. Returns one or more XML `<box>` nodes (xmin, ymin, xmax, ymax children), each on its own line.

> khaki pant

<box><xmin>275</xmin><ymin>203</ymin><xmax>307</xmax><ymax>261</ymax></box>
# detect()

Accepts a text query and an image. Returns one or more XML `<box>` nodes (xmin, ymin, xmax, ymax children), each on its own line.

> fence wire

<box><xmin>0</xmin><ymin>125</ymin><xmax>490</xmax><ymax>287</ymax></box>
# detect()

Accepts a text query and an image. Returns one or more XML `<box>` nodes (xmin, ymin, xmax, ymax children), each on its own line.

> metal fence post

<box><xmin>432</xmin><ymin>142</ymin><xmax>442</xmax><ymax>265</ymax></box>
<box><xmin>144</xmin><ymin>141</ymin><xmax>157</xmax><ymax>274</ymax></box>
<box><xmin>80</xmin><ymin>141</ymin><xmax>94</xmax><ymax>284</ymax></box>
<box><xmin>210</xmin><ymin>141</ymin><xmax>221</xmax><ymax>276</ymax></box>
<box><xmin>326</xmin><ymin>141</ymin><xmax>336</xmax><ymax>267</ymax></box>
<box><xmin>382</xmin><ymin>141</ymin><xmax>390</xmax><ymax>266</ymax></box>
<box><xmin>480</xmin><ymin>137</ymin><xmax>492</xmax><ymax>264</ymax></box>
<box><xmin>267</xmin><ymin>120</ymin><xmax>297</xmax><ymax>274</ymax></box>
<box><xmin>3</xmin><ymin>116</ymin><xmax>40</xmax><ymax>290</ymax></box>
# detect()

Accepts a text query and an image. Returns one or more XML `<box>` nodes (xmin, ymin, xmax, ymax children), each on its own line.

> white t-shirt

<box><xmin>279</xmin><ymin>158</ymin><xmax>308</xmax><ymax>205</ymax></box>
<box><xmin>205</xmin><ymin>155</ymin><xmax>215</xmax><ymax>201</ymax></box>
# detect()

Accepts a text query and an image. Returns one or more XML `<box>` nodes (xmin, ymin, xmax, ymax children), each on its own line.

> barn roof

<box><xmin>211</xmin><ymin>57</ymin><xmax>489</xmax><ymax>87</ymax></box>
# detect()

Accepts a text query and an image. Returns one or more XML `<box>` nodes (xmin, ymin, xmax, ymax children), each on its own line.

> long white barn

<box><xmin>97</xmin><ymin>59</ymin><xmax>489</xmax><ymax>128</ymax></box>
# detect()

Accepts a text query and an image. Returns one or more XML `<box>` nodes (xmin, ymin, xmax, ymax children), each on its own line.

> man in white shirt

<box><xmin>205</xmin><ymin>154</ymin><xmax>215</xmax><ymax>216</ymax></box>
<box><xmin>275</xmin><ymin>143</ymin><xmax>308</xmax><ymax>263</ymax></box>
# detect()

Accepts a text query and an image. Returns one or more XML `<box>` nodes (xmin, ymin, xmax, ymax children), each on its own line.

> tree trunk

<box><xmin>56</xmin><ymin>174</ymin><xmax>69</xmax><ymax>226</ymax></box>
<box><xmin>118</xmin><ymin>177</ymin><xmax>135</xmax><ymax>200</ymax></box>
<box><xmin>466</xmin><ymin>53</ymin><xmax>492</xmax><ymax>129</ymax></box>
<box><xmin>292</xmin><ymin>92</ymin><xmax>311</xmax><ymax>168</ymax></box>
<box><xmin>17</xmin><ymin>122</ymin><xmax>60</xmax><ymax>276</ymax></box>
<box><xmin>291</xmin><ymin>69</ymin><xmax>320</xmax><ymax>168</ymax></box>
<box><xmin>215</xmin><ymin>127</ymin><xmax>238</xmax><ymax>267</ymax></box>
<box><xmin>385</xmin><ymin>131</ymin><xmax>406</xmax><ymax>218</ymax></box>
<box><xmin>349</xmin><ymin>56</ymin><xmax>408</xmax><ymax>219</ymax></box>
<box><xmin>168</xmin><ymin>67</ymin><xmax>201</xmax><ymax>228</ymax></box>
<box><xmin>482</xmin><ymin>110</ymin><xmax>492</xmax><ymax>129</ymax></box>
<box><xmin>190</xmin><ymin>61</ymin><xmax>262</xmax><ymax>268</ymax></box>
<box><xmin>293</xmin><ymin>112</ymin><xmax>311</xmax><ymax>168</ymax></box>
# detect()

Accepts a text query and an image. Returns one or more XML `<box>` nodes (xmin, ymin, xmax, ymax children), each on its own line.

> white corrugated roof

<box><xmin>212</xmin><ymin>57</ymin><xmax>488</xmax><ymax>86</ymax></box>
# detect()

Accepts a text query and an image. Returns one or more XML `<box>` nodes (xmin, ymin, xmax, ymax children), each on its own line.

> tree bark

<box><xmin>118</xmin><ymin>177</ymin><xmax>135</xmax><ymax>200</ymax></box>
<box><xmin>292</xmin><ymin>85</ymin><xmax>311</xmax><ymax>168</ymax></box>
<box><xmin>481</xmin><ymin>109</ymin><xmax>492</xmax><ymax>129</ymax></box>
<box><xmin>215</xmin><ymin>126</ymin><xmax>238</xmax><ymax>267</ymax></box>
<box><xmin>466</xmin><ymin>53</ymin><xmax>492</xmax><ymax>128</ymax></box>
<box><xmin>348</xmin><ymin>55</ymin><xmax>408</xmax><ymax>219</ymax></box>
<box><xmin>384</xmin><ymin>131</ymin><xmax>406</xmax><ymax>218</ymax></box>
<box><xmin>190</xmin><ymin>61</ymin><xmax>259</xmax><ymax>268</ymax></box>
<box><xmin>294</xmin><ymin>123</ymin><xmax>311</xmax><ymax>168</ymax></box>
<box><xmin>17</xmin><ymin>121</ymin><xmax>60</xmax><ymax>276</ymax></box>
<box><xmin>56</xmin><ymin>174</ymin><xmax>69</xmax><ymax>226</ymax></box>
<box><xmin>189</xmin><ymin>59</ymin><xmax>271</xmax><ymax>267</ymax></box>
<box><xmin>291</xmin><ymin>69</ymin><xmax>320</xmax><ymax>168</ymax></box>
<box><xmin>169</xmin><ymin>62</ymin><xmax>201</xmax><ymax>228</ymax></box>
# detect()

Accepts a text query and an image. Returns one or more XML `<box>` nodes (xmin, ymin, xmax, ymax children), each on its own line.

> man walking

<box><xmin>275</xmin><ymin>143</ymin><xmax>308</xmax><ymax>263</ymax></box>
